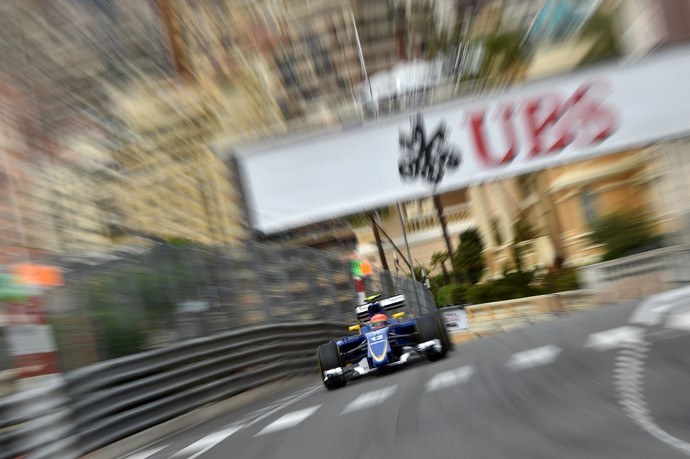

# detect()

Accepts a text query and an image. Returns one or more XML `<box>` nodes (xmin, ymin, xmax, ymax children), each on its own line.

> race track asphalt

<box><xmin>127</xmin><ymin>294</ymin><xmax>690</xmax><ymax>459</ymax></box>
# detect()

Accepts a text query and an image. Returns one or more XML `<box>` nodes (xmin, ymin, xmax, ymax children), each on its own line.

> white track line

<box><xmin>585</xmin><ymin>326</ymin><xmax>643</xmax><ymax>351</ymax></box>
<box><xmin>629</xmin><ymin>286</ymin><xmax>690</xmax><ymax>325</ymax></box>
<box><xmin>254</xmin><ymin>405</ymin><xmax>321</xmax><ymax>436</ymax></box>
<box><xmin>506</xmin><ymin>345</ymin><xmax>561</xmax><ymax>371</ymax></box>
<box><xmin>666</xmin><ymin>311</ymin><xmax>690</xmax><ymax>331</ymax></box>
<box><xmin>614</xmin><ymin>340</ymin><xmax>690</xmax><ymax>456</ymax></box>
<box><xmin>341</xmin><ymin>385</ymin><xmax>398</xmax><ymax>414</ymax></box>
<box><xmin>170</xmin><ymin>385</ymin><xmax>321</xmax><ymax>457</ymax></box>
<box><xmin>426</xmin><ymin>366</ymin><xmax>475</xmax><ymax>392</ymax></box>
<box><xmin>125</xmin><ymin>445</ymin><xmax>169</xmax><ymax>459</ymax></box>
<box><xmin>172</xmin><ymin>428</ymin><xmax>242</xmax><ymax>459</ymax></box>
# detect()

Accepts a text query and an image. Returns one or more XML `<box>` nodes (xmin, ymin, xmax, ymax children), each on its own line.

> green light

<box><xmin>0</xmin><ymin>274</ymin><xmax>27</xmax><ymax>301</ymax></box>
<box><xmin>351</xmin><ymin>260</ymin><xmax>362</xmax><ymax>277</ymax></box>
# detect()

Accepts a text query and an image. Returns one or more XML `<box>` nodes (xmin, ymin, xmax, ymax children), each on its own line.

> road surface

<box><xmin>126</xmin><ymin>293</ymin><xmax>690</xmax><ymax>459</ymax></box>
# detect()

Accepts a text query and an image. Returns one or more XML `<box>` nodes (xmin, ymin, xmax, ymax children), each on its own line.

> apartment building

<box><xmin>113</xmin><ymin>81</ymin><xmax>246</xmax><ymax>246</ymax></box>
<box><xmin>0</xmin><ymin>76</ymin><xmax>60</xmax><ymax>262</ymax></box>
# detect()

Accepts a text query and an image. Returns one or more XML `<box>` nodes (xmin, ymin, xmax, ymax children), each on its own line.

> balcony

<box><xmin>404</xmin><ymin>203</ymin><xmax>471</xmax><ymax>234</ymax></box>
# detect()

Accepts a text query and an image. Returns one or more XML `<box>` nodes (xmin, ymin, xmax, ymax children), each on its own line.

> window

<box><xmin>581</xmin><ymin>190</ymin><xmax>598</xmax><ymax>226</ymax></box>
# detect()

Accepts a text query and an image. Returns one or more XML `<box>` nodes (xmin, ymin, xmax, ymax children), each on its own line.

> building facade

<box><xmin>354</xmin><ymin>190</ymin><xmax>474</xmax><ymax>276</ymax></box>
<box><xmin>112</xmin><ymin>80</ymin><xmax>247</xmax><ymax>246</ymax></box>
<box><xmin>0</xmin><ymin>76</ymin><xmax>60</xmax><ymax>262</ymax></box>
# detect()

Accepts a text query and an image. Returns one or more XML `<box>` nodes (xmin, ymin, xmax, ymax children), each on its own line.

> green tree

<box><xmin>453</xmin><ymin>228</ymin><xmax>486</xmax><ymax>284</ymax></box>
<box><xmin>480</xmin><ymin>31</ymin><xmax>528</xmax><ymax>84</ymax></box>
<box><xmin>512</xmin><ymin>210</ymin><xmax>538</xmax><ymax>273</ymax></box>
<box><xmin>408</xmin><ymin>265</ymin><xmax>427</xmax><ymax>282</ymax></box>
<box><xmin>513</xmin><ymin>210</ymin><xmax>537</xmax><ymax>243</ymax></box>
<box><xmin>577</xmin><ymin>12</ymin><xmax>621</xmax><ymax>67</ymax></box>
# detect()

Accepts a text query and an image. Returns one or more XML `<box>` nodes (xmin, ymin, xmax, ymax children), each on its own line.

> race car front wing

<box><xmin>323</xmin><ymin>339</ymin><xmax>442</xmax><ymax>385</ymax></box>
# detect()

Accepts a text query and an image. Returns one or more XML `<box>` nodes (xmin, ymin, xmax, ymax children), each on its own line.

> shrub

<box><xmin>84</xmin><ymin>278</ymin><xmax>148</xmax><ymax>359</ymax></box>
<box><xmin>428</xmin><ymin>273</ymin><xmax>449</xmax><ymax>297</ymax></box>
<box><xmin>435</xmin><ymin>283</ymin><xmax>470</xmax><ymax>306</ymax></box>
<box><xmin>465</xmin><ymin>283</ymin><xmax>495</xmax><ymax>304</ymax></box>
<box><xmin>466</xmin><ymin>270</ymin><xmax>539</xmax><ymax>304</ymax></box>
<box><xmin>589</xmin><ymin>210</ymin><xmax>656</xmax><ymax>261</ymax></box>
<box><xmin>98</xmin><ymin>311</ymin><xmax>147</xmax><ymax>359</ymax></box>
<box><xmin>535</xmin><ymin>267</ymin><xmax>581</xmax><ymax>293</ymax></box>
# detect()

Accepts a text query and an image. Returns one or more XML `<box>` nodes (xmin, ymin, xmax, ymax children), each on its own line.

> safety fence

<box><xmin>361</xmin><ymin>268</ymin><xmax>436</xmax><ymax>317</ymax></box>
<box><xmin>0</xmin><ymin>241</ymin><xmax>434</xmax><ymax>376</ymax></box>
<box><xmin>0</xmin><ymin>320</ymin><xmax>351</xmax><ymax>459</ymax></box>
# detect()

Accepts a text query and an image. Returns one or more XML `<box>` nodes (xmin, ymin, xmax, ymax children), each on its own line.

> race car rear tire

<box><xmin>317</xmin><ymin>342</ymin><xmax>346</xmax><ymax>390</ymax></box>
<box><xmin>416</xmin><ymin>314</ymin><xmax>450</xmax><ymax>361</ymax></box>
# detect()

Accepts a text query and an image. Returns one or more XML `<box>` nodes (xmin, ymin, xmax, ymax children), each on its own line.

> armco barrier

<box><xmin>0</xmin><ymin>321</ymin><xmax>351</xmax><ymax>459</ymax></box>
<box><xmin>0</xmin><ymin>377</ymin><xmax>79</xmax><ymax>459</ymax></box>
<box><xmin>0</xmin><ymin>370</ymin><xmax>18</xmax><ymax>398</ymax></box>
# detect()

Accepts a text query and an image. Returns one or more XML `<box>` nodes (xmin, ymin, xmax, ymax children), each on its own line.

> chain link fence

<box><xmin>42</xmin><ymin>241</ymin><xmax>435</xmax><ymax>371</ymax></box>
<box><xmin>360</xmin><ymin>268</ymin><xmax>436</xmax><ymax>317</ymax></box>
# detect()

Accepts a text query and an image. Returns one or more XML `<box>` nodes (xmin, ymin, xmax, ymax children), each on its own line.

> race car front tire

<box><xmin>317</xmin><ymin>342</ymin><xmax>346</xmax><ymax>390</ymax></box>
<box><xmin>416</xmin><ymin>314</ymin><xmax>450</xmax><ymax>361</ymax></box>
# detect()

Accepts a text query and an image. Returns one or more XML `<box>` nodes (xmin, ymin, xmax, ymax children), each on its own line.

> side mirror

<box><xmin>348</xmin><ymin>324</ymin><xmax>361</xmax><ymax>332</ymax></box>
<box><xmin>392</xmin><ymin>312</ymin><xmax>405</xmax><ymax>319</ymax></box>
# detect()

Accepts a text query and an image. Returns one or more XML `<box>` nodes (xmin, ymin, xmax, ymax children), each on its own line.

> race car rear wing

<box><xmin>355</xmin><ymin>294</ymin><xmax>405</xmax><ymax>322</ymax></box>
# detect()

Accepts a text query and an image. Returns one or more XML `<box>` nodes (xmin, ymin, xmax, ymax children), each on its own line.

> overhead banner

<box><xmin>228</xmin><ymin>46</ymin><xmax>690</xmax><ymax>235</ymax></box>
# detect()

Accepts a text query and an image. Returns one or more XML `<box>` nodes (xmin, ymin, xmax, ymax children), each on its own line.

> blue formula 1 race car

<box><xmin>316</xmin><ymin>294</ymin><xmax>452</xmax><ymax>390</ymax></box>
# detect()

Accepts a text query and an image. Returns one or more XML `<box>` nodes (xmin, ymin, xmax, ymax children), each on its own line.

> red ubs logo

<box><xmin>465</xmin><ymin>80</ymin><xmax>618</xmax><ymax>166</ymax></box>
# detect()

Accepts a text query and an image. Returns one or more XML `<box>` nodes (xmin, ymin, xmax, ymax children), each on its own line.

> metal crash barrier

<box><xmin>0</xmin><ymin>321</ymin><xmax>350</xmax><ymax>459</ymax></box>
<box><xmin>0</xmin><ymin>377</ymin><xmax>79</xmax><ymax>459</ymax></box>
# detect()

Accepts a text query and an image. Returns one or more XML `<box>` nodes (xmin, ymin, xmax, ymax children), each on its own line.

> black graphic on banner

<box><xmin>398</xmin><ymin>114</ymin><xmax>461</xmax><ymax>185</ymax></box>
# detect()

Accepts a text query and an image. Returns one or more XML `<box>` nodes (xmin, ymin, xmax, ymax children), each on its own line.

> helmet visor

<box><xmin>372</xmin><ymin>319</ymin><xmax>387</xmax><ymax>330</ymax></box>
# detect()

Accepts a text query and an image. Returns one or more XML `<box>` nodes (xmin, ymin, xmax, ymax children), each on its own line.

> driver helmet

<box><xmin>371</xmin><ymin>313</ymin><xmax>388</xmax><ymax>330</ymax></box>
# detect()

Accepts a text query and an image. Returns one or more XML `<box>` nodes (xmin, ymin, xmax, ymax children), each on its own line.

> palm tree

<box><xmin>432</xmin><ymin>194</ymin><xmax>460</xmax><ymax>282</ymax></box>
<box><xmin>429</xmin><ymin>250</ymin><xmax>450</xmax><ymax>281</ymax></box>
